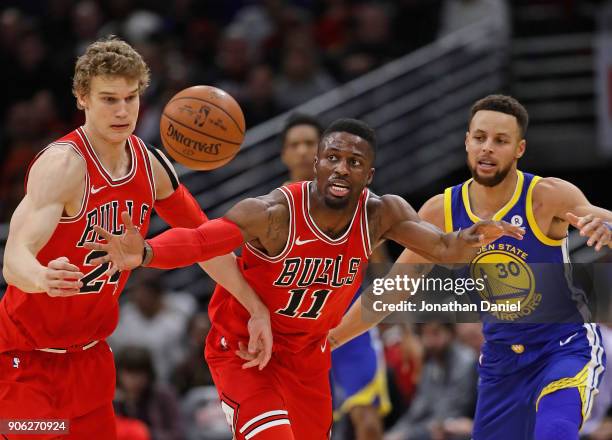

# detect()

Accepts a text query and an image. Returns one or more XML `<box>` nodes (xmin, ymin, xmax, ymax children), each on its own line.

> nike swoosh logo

<box><xmin>295</xmin><ymin>237</ymin><xmax>317</xmax><ymax>246</ymax></box>
<box><xmin>560</xmin><ymin>332</ymin><xmax>578</xmax><ymax>346</ymax></box>
<box><xmin>91</xmin><ymin>185</ymin><xmax>107</xmax><ymax>194</ymax></box>
<box><xmin>321</xmin><ymin>338</ymin><xmax>328</xmax><ymax>353</ymax></box>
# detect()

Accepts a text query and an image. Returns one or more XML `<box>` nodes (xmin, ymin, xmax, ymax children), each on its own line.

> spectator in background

<box><xmin>116</xmin><ymin>415</ymin><xmax>151</xmax><ymax>440</ymax></box>
<box><xmin>274</xmin><ymin>34</ymin><xmax>336</xmax><ymax>110</ymax></box>
<box><xmin>135</xmin><ymin>40</ymin><xmax>193</xmax><ymax>145</ymax></box>
<box><xmin>109</xmin><ymin>269</ymin><xmax>196</xmax><ymax>383</ymax></box>
<box><xmin>13</xmin><ymin>30</ymin><xmax>65</xmax><ymax>109</ymax></box>
<box><xmin>211</xmin><ymin>28</ymin><xmax>254</xmax><ymax>103</ymax></box>
<box><xmin>242</xmin><ymin>64</ymin><xmax>281</xmax><ymax>127</ymax></box>
<box><xmin>438</xmin><ymin>0</ymin><xmax>511</xmax><ymax>48</ymax></box>
<box><xmin>280</xmin><ymin>112</ymin><xmax>323</xmax><ymax>183</ymax></box>
<box><xmin>0</xmin><ymin>92</ymin><xmax>66</xmax><ymax>221</ymax></box>
<box><xmin>114</xmin><ymin>346</ymin><xmax>184</xmax><ymax>440</ymax></box>
<box><xmin>171</xmin><ymin>311</ymin><xmax>215</xmax><ymax>396</ymax></box>
<box><xmin>385</xmin><ymin>323</ymin><xmax>477</xmax><ymax>440</ymax></box>
<box><xmin>314</xmin><ymin>0</ymin><xmax>350</xmax><ymax>52</ymax></box>
<box><xmin>455</xmin><ymin>323</ymin><xmax>484</xmax><ymax>356</ymax></box>
<box><xmin>0</xmin><ymin>8</ymin><xmax>25</xmax><ymax>119</ymax></box>
<box><xmin>394</xmin><ymin>0</ymin><xmax>442</xmax><ymax>53</ymax></box>
<box><xmin>181</xmin><ymin>385</ymin><xmax>233</xmax><ymax>440</ymax></box>
<box><xmin>226</xmin><ymin>1</ymin><xmax>276</xmax><ymax>61</ymax></box>
<box><xmin>339</xmin><ymin>2</ymin><xmax>398</xmax><ymax>81</ymax></box>
<box><xmin>258</xmin><ymin>3</ymin><xmax>313</xmax><ymax>68</ymax></box>
<box><xmin>72</xmin><ymin>0</ymin><xmax>105</xmax><ymax>56</ymax></box>
<box><xmin>383</xmin><ymin>324</ymin><xmax>423</xmax><ymax>409</ymax></box>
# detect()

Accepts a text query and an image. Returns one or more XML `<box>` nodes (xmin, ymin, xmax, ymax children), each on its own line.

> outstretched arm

<box><xmin>145</xmin><ymin>148</ymin><xmax>273</xmax><ymax>369</ymax></box>
<box><xmin>377</xmin><ymin>194</ymin><xmax>524</xmax><ymax>265</ymax></box>
<box><xmin>536</xmin><ymin>177</ymin><xmax>612</xmax><ymax>251</ymax></box>
<box><xmin>3</xmin><ymin>146</ymin><xmax>85</xmax><ymax>296</ymax></box>
<box><xmin>328</xmin><ymin>195</ymin><xmax>443</xmax><ymax>349</ymax></box>
<box><xmin>329</xmin><ymin>253</ymin><xmax>432</xmax><ymax>350</ymax></box>
<box><xmin>87</xmin><ymin>188</ymin><xmax>279</xmax><ymax>271</ymax></box>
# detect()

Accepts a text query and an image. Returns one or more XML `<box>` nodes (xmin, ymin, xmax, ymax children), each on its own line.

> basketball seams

<box><xmin>161</xmin><ymin>112</ymin><xmax>242</xmax><ymax>145</ymax></box>
<box><xmin>168</xmin><ymin>95</ymin><xmax>245</xmax><ymax>135</ymax></box>
<box><xmin>159</xmin><ymin>85</ymin><xmax>244</xmax><ymax>170</ymax></box>
<box><xmin>160</xmin><ymin>131</ymin><xmax>236</xmax><ymax>164</ymax></box>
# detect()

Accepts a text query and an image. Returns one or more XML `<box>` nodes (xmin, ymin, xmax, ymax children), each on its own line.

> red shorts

<box><xmin>205</xmin><ymin>327</ymin><xmax>333</xmax><ymax>440</ymax></box>
<box><xmin>0</xmin><ymin>340</ymin><xmax>117</xmax><ymax>439</ymax></box>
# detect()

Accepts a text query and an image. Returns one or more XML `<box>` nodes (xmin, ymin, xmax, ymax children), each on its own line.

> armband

<box><xmin>155</xmin><ymin>184</ymin><xmax>208</xmax><ymax>228</ymax></box>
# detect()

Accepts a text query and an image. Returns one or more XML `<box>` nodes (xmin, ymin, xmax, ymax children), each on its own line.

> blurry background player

<box><xmin>0</xmin><ymin>36</ymin><xmax>271</xmax><ymax>439</ymax></box>
<box><xmin>279</xmin><ymin>113</ymin><xmax>391</xmax><ymax>440</ymax></box>
<box><xmin>330</xmin><ymin>95</ymin><xmax>610</xmax><ymax>440</ymax></box>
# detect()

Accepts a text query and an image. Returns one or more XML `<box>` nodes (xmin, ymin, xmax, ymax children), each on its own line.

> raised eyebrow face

<box><xmin>324</xmin><ymin>145</ymin><xmax>368</xmax><ymax>160</ymax></box>
<box><xmin>321</xmin><ymin>133</ymin><xmax>374</xmax><ymax>161</ymax></box>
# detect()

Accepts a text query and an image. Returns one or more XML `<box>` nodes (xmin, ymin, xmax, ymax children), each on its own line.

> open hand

<box><xmin>83</xmin><ymin>211</ymin><xmax>144</xmax><ymax>275</ymax></box>
<box><xmin>462</xmin><ymin>219</ymin><xmax>525</xmax><ymax>247</ymax></box>
<box><xmin>567</xmin><ymin>212</ymin><xmax>611</xmax><ymax>251</ymax></box>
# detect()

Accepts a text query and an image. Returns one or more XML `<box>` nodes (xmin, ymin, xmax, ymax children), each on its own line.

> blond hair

<box><xmin>72</xmin><ymin>36</ymin><xmax>150</xmax><ymax>109</ymax></box>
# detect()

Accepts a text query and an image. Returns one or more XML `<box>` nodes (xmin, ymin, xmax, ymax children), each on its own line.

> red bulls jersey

<box><xmin>208</xmin><ymin>181</ymin><xmax>372</xmax><ymax>355</ymax></box>
<box><xmin>0</xmin><ymin>127</ymin><xmax>155</xmax><ymax>352</ymax></box>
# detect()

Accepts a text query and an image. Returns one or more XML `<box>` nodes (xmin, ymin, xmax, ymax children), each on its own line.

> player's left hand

<box><xmin>83</xmin><ymin>211</ymin><xmax>144</xmax><ymax>274</ymax></box>
<box><xmin>235</xmin><ymin>309</ymin><xmax>273</xmax><ymax>370</ymax></box>
<box><xmin>566</xmin><ymin>212</ymin><xmax>612</xmax><ymax>251</ymax></box>
<box><xmin>461</xmin><ymin>219</ymin><xmax>525</xmax><ymax>247</ymax></box>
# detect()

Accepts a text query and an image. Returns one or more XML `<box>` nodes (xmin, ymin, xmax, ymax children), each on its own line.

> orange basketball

<box><xmin>160</xmin><ymin>85</ymin><xmax>245</xmax><ymax>170</ymax></box>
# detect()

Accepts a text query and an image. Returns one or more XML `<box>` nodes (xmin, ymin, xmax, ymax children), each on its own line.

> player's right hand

<box><xmin>235</xmin><ymin>309</ymin><xmax>273</xmax><ymax>370</ymax></box>
<box><xmin>461</xmin><ymin>219</ymin><xmax>525</xmax><ymax>247</ymax></box>
<box><xmin>83</xmin><ymin>211</ymin><xmax>144</xmax><ymax>274</ymax></box>
<box><xmin>247</xmin><ymin>310</ymin><xmax>273</xmax><ymax>370</ymax></box>
<box><xmin>38</xmin><ymin>256</ymin><xmax>84</xmax><ymax>297</ymax></box>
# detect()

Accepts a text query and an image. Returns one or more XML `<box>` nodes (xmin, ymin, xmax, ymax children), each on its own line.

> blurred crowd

<box><xmin>0</xmin><ymin>0</ymin><xmax>516</xmax><ymax>222</ymax></box>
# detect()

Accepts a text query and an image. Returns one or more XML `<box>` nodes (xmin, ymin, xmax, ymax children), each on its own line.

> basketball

<box><xmin>159</xmin><ymin>85</ymin><xmax>245</xmax><ymax>170</ymax></box>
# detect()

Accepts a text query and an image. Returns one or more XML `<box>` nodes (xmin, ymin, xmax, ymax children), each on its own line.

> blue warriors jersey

<box><xmin>330</xmin><ymin>289</ymin><xmax>391</xmax><ymax>419</ymax></box>
<box><xmin>444</xmin><ymin>171</ymin><xmax>589</xmax><ymax>345</ymax></box>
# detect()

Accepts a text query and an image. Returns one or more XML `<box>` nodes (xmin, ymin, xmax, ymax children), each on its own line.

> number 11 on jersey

<box><xmin>276</xmin><ymin>289</ymin><xmax>332</xmax><ymax>320</ymax></box>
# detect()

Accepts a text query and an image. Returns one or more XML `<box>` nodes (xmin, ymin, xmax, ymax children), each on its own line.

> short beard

<box><xmin>323</xmin><ymin>194</ymin><xmax>350</xmax><ymax>210</ymax></box>
<box><xmin>467</xmin><ymin>159</ymin><xmax>512</xmax><ymax>187</ymax></box>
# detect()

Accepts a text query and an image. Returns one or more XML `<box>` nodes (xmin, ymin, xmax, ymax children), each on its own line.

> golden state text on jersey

<box><xmin>445</xmin><ymin>171</ymin><xmax>589</xmax><ymax>345</ymax></box>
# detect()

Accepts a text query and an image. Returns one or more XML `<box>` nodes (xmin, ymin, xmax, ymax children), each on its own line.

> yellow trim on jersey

<box><xmin>536</xmin><ymin>364</ymin><xmax>591</xmax><ymax>426</ymax></box>
<box><xmin>333</xmin><ymin>365</ymin><xmax>392</xmax><ymax>419</ymax></box>
<box><xmin>444</xmin><ymin>187</ymin><xmax>454</xmax><ymax>233</ymax></box>
<box><xmin>526</xmin><ymin>176</ymin><xmax>564</xmax><ymax>246</ymax></box>
<box><xmin>493</xmin><ymin>171</ymin><xmax>525</xmax><ymax>220</ymax></box>
<box><xmin>461</xmin><ymin>180</ymin><xmax>481</xmax><ymax>223</ymax></box>
<box><xmin>461</xmin><ymin>171</ymin><xmax>524</xmax><ymax>223</ymax></box>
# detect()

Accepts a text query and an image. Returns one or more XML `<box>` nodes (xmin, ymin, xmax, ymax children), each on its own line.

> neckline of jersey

<box><xmin>78</xmin><ymin>126</ymin><xmax>137</xmax><ymax>185</ymax></box>
<box><xmin>461</xmin><ymin>170</ymin><xmax>525</xmax><ymax>223</ymax></box>
<box><xmin>304</xmin><ymin>181</ymin><xmax>362</xmax><ymax>243</ymax></box>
